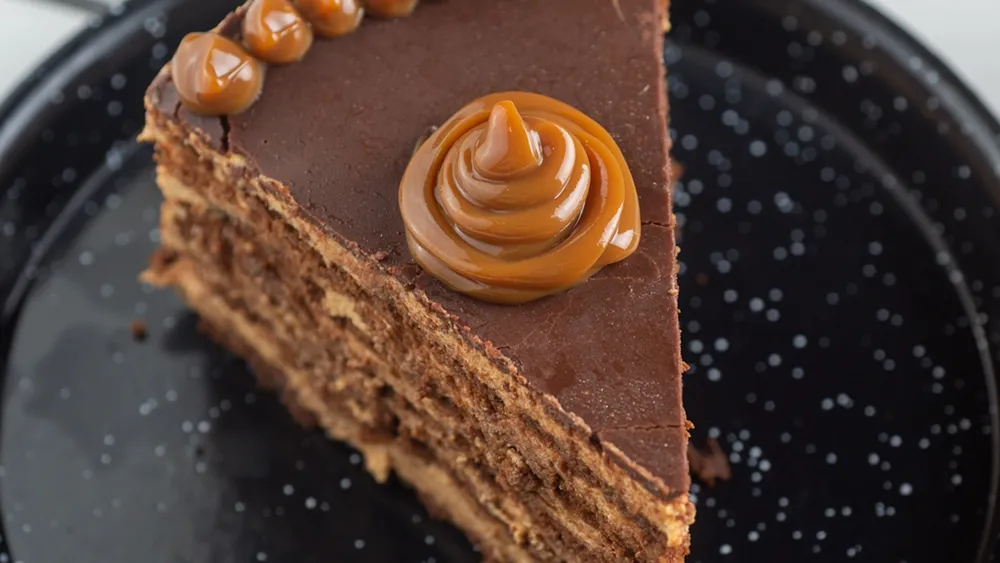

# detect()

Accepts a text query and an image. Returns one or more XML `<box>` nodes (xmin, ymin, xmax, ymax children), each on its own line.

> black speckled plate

<box><xmin>2</xmin><ymin>0</ymin><xmax>1000</xmax><ymax>561</ymax></box>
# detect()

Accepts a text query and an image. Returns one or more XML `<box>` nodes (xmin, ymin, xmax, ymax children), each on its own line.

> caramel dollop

<box><xmin>295</xmin><ymin>0</ymin><xmax>364</xmax><ymax>37</ymax></box>
<box><xmin>243</xmin><ymin>0</ymin><xmax>314</xmax><ymax>64</ymax></box>
<box><xmin>399</xmin><ymin>92</ymin><xmax>641</xmax><ymax>304</ymax></box>
<box><xmin>169</xmin><ymin>0</ymin><xmax>421</xmax><ymax>115</ymax></box>
<box><xmin>364</xmin><ymin>0</ymin><xmax>418</xmax><ymax>18</ymax></box>
<box><xmin>170</xmin><ymin>33</ymin><xmax>265</xmax><ymax>116</ymax></box>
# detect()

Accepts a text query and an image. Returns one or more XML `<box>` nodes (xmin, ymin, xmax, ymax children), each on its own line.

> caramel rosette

<box><xmin>399</xmin><ymin>92</ymin><xmax>641</xmax><ymax>304</ymax></box>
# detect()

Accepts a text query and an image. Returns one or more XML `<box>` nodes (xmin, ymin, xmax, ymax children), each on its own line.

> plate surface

<box><xmin>2</xmin><ymin>0</ymin><xmax>1000</xmax><ymax>561</ymax></box>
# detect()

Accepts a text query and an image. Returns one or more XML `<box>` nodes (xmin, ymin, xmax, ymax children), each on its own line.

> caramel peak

<box><xmin>475</xmin><ymin>101</ymin><xmax>542</xmax><ymax>178</ymax></box>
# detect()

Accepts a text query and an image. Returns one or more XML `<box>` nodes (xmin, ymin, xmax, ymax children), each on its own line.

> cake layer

<box><xmin>150</xmin><ymin>250</ymin><xmax>653</xmax><ymax>561</ymax></box>
<box><xmin>146</xmin><ymin>0</ymin><xmax>689</xmax><ymax>493</ymax></box>
<box><xmin>147</xmin><ymin>167</ymin><xmax>691</xmax><ymax>560</ymax></box>
<box><xmin>151</xmin><ymin>258</ymin><xmax>531</xmax><ymax>561</ymax></box>
<box><xmin>143</xmin><ymin>107</ymin><xmax>692</xmax><ymax>505</ymax></box>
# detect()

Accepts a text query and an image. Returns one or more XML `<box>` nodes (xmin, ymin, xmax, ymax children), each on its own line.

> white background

<box><xmin>0</xmin><ymin>0</ymin><xmax>998</xmax><ymax>116</ymax></box>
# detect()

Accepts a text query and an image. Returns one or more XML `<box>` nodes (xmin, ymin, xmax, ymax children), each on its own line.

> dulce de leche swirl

<box><xmin>398</xmin><ymin>92</ymin><xmax>641</xmax><ymax>304</ymax></box>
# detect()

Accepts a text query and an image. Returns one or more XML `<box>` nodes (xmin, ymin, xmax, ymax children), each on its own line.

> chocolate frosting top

<box><xmin>151</xmin><ymin>0</ymin><xmax>685</xmax><ymax>495</ymax></box>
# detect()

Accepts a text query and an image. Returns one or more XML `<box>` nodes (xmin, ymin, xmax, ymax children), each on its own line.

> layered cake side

<box><xmin>141</xmin><ymin>0</ymin><xmax>693</xmax><ymax>561</ymax></box>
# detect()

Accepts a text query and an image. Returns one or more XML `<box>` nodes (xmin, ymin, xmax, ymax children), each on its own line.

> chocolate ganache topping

<box><xmin>170</xmin><ymin>0</ymin><xmax>416</xmax><ymax>115</ymax></box>
<box><xmin>398</xmin><ymin>92</ymin><xmax>641</xmax><ymax>304</ymax></box>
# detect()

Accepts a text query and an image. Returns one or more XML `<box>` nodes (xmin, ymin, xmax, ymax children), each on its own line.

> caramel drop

<box><xmin>295</xmin><ymin>0</ymin><xmax>364</xmax><ymax>37</ymax></box>
<box><xmin>170</xmin><ymin>32</ymin><xmax>265</xmax><ymax>116</ymax></box>
<box><xmin>243</xmin><ymin>0</ymin><xmax>314</xmax><ymax>64</ymax></box>
<box><xmin>364</xmin><ymin>0</ymin><xmax>418</xmax><ymax>18</ymax></box>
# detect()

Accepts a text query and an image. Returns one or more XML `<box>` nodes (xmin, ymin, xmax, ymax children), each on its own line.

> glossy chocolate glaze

<box><xmin>150</xmin><ymin>0</ymin><xmax>685</xmax><ymax>494</ymax></box>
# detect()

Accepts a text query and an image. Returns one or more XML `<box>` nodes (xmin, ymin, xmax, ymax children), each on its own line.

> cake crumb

<box><xmin>372</xmin><ymin>250</ymin><xmax>390</xmax><ymax>262</ymax></box>
<box><xmin>361</xmin><ymin>446</ymin><xmax>391</xmax><ymax>483</ymax></box>
<box><xmin>688</xmin><ymin>438</ymin><xmax>732</xmax><ymax>486</ymax></box>
<box><xmin>130</xmin><ymin>320</ymin><xmax>148</xmax><ymax>341</ymax></box>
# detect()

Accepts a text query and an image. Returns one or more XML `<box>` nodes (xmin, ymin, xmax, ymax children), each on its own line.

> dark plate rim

<box><xmin>793</xmin><ymin>2</ymin><xmax>1000</xmax><ymax>559</ymax></box>
<box><xmin>0</xmin><ymin>0</ymin><xmax>999</xmax><ymax>559</ymax></box>
<box><xmin>791</xmin><ymin>1</ymin><xmax>1000</xmax><ymax>559</ymax></box>
<box><xmin>0</xmin><ymin>0</ymin><xmax>184</xmax><ymax>183</ymax></box>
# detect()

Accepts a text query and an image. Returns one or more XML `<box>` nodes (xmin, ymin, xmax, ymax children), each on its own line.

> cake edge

<box><xmin>139</xmin><ymin>0</ymin><xmax>694</xmax><ymax>558</ymax></box>
<box><xmin>141</xmin><ymin>79</ymin><xmax>691</xmax><ymax>508</ymax></box>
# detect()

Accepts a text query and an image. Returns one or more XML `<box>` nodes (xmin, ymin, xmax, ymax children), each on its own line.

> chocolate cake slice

<box><xmin>141</xmin><ymin>0</ymin><xmax>692</xmax><ymax>560</ymax></box>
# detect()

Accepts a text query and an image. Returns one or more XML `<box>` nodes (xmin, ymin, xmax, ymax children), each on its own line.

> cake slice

<box><xmin>141</xmin><ymin>0</ymin><xmax>692</xmax><ymax>560</ymax></box>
